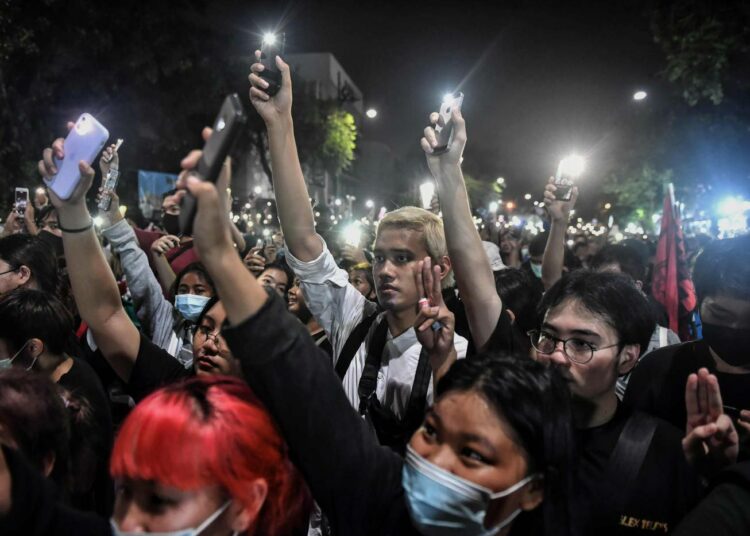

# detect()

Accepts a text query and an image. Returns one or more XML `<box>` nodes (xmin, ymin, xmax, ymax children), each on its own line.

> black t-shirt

<box><xmin>58</xmin><ymin>358</ymin><xmax>114</xmax><ymax>517</ymax></box>
<box><xmin>126</xmin><ymin>333</ymin><xmax>192</xmax><ymax>402</ymax></box>
<box><xmin>674</xmin><ymin>461</ymin><xmax>750</xmax><ymax>535</ymax></box>
<box><xmin>576</xmin><ymin>404</ymin><xmax>701</xmax><ymax>535</ymax></box>
<box><xmin>624</xmin><ymin>340</ymin><xmax>750</xmax><ymax>445</ymax></box>
<box><xmin>482</xmin><ymin>308</ymin><xmax>518</xmax><ymax>356</ymax></box>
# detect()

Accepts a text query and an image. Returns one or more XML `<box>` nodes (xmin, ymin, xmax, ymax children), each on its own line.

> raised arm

<box><xmin>420</xmin><ymin>107</ymin><xmax>500</xmax><ymax>350</ymax></box>
<box><xmin>38</xmin><ymin>128</ymin><xmax>140</xmax><ymax>381</ymax></box>
<box><xmin>541</xmin><ymin>179</ymin><xmax>578</xmax><ymax>290</ymax></box>
<box><xmin>248</xmin><ymin>52</ymin><xmax>322</xmax><ymax>262</ymax></box>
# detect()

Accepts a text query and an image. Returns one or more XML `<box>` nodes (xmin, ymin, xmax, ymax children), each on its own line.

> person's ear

<box><xmin>519</xmin><ymin>476</ymin><xmax>544</xmax><ymax>511</ymax></box>
<box><xmin>506</xmin><ymin>309</ymin><xmax>516</xmax><ymax>325</ymax></box>
<box><xmin>27</xmin><ymin>338</ymin><xmax>45</xmax><ymax>359</ymax></box>
<box><xmin>230</xmin><ymin>478</ymin><xmax>268</xmax><ymax>533</ymax></box>
<box><xmin>42</xmin><ymin>452</ymin><xmax>56</xmax><ymax>478</ymax></box>
<box><xmin>16</xmin><ymin>265</ymin><xmax>31</xmax><ymax>287</ymax></box>
<box><xmin>436</xmin><ymin>256</ymin><xmax>452</xmax><ymax>281</ymax></box>
<box><xmin>617</xmin><ymin>344</ymin><xmax>640</xmax><ymax>375</ymax></box>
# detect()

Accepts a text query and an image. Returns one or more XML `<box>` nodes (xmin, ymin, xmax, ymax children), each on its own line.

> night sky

<box><xmin>221</xmin><ymin>0</ymin><xmax>664</xmax><ymax>205</ymax></box>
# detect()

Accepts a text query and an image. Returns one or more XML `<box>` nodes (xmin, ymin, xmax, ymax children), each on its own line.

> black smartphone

<box><xmin>432</xmin><ymin>92</ymin><xmax>464</xmax><ymax>155</ymax></box>
<box><xmin>260</xmin><ymin>33</ymin><xmax>286</xmax><ymax>96</ymax></box>
<box><xmin>179</xmin><ymin>94</ymin><xmax>247</xmax><ymax>235</ymax></box>
<box><xmin>553</xmin><ymin>155</ymin><xmax>585</xmax><ymax>202</ymax></box>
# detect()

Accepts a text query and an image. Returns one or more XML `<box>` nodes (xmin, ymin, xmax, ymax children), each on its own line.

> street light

<box><xmin>633</xmin><ymin>90</ymin><xmax>647</xmax><ymax>101</ymax></box>
<box><xmin>253</xmin><ymin>186</ymin><xmax>262</xmax><ymax>195</ymax></box>
<box><xmin>496</xmin><ymin>177</ymin><xmax>505</xmax><ymax>185</ymax></box>
<box><xmin>524</xmin><ymin>193</ymin><xmax>532</xmax><ymax>200</ymax></box>
<box><xmin>365</xmin><ymin>199</ymin><xmax>374</xmax><ymax>209</ymax></box>
<box><xmin>366</xmin><ymin>108</ymin><xmax>377</xmax><ymax>119</ymax></box>
<box><xmin>489</xmin><ymin>201</ymin><xmax>498</xmax><ymax>213</ymax></box>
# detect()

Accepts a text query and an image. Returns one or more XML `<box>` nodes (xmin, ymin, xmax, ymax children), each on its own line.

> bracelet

<box><xmin>58</xmin><ymin>219</ymin><xmax>94</xmax><ymax>233</ymax></box>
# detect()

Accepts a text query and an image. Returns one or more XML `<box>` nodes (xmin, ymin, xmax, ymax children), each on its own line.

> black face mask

<box><xmin>38</xmin><ymin>230</ymin><xmax>64</xmax><ymax>257</ymax></box>
<box><xmin>161</xmin><ymin>213</ymin><xmax>181</xmax><ymax>236</ymax></box>
<box><xmin>702</xmin><ymin>323</ymin><xmax>750</xmax><ymax>367</ymax></box>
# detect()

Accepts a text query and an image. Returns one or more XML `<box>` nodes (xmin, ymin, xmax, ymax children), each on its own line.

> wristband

<box><xmin>58</xmin><ymin>219</ymin><xmax>94</xmax><ymax>233</ymax></box>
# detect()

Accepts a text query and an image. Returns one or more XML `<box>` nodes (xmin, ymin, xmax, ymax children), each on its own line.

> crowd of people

<box><xmin>0</xmin><ymin>50</ymin><xmax>748</xmax><ymax>536</ymax></box>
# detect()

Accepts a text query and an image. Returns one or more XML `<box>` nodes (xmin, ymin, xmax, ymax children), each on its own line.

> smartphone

<box><xmin>553</xmin><ymin>168</ymin><xmax>574</xmax><ymax>202</ymax></box>
<box><xmin>179</xmin><ymin>94</ymin><xmax>247</xmax><ymax>235</ymax></box>
<box><xmin>259</xmin><ymin>33</ymin><xmax>286</xmax><ymax>96</ymax></box>
<box><xmin>432</xmin><ymin>91</ymin><xmax>464</xmax><ymax>154</ymax></box>
<box><xmin>255</xmin><ymin>238</ymin><xmax>265</xmax><ymax>250</ymax></box>
<box><xmin>98</xmin><ymin>139</ymin><xmax>125</xmax><ymax>211</ymax></box>
<box><xmin>15</xmin><ymin>188</ymin><xmax>29</xmax><ymax>216</ymax></box>
<box><xmin>46</xmin><ymin>114</ymin><xmax>109</xmax><ymax>200</ymax></box>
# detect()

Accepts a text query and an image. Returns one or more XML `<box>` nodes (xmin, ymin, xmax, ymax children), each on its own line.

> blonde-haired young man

<box><xmin>247</xmin><ymin>53</ymin><xmax>467</xmax><ymax>449</ymax></box>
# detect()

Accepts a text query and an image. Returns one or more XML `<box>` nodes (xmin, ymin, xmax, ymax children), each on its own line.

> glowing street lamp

<box><xmin>496</xmin><ymin>177</ymin><xmax>505</xmax><ymax>185</ymax></box>
<box><xmin>366</xmin><ymin>108</ymin><xmax>378</xmax><ymax>119</ymax></box>
<box><xmin>633</xmin><ymin>90</ymin><xmax>647</xmax><ymax>101</ymax></box>
<box><xmin>524</xmin><ymin>193</ymin><xmax>532</xmax><ymax>200</ymax></box>
<box><xmin>365</xmin><ymin>199</ymin><xmax>375</xmax><ymax>209</ymax></box>
<box><xmin>253</xmin><ymin>186</ymin><xmax>262</xmax><ymax>195</ymax></box>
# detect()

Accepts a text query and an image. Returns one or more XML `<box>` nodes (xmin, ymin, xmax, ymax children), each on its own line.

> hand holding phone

<box><xmin>432</xmin><ymin>92</ymin><xmax>464</xmax><ymax>155</ymax></box>
<box><xmin>45</xmin><ymin>114</ymin><xmax>109</xmax><ymax>200</ymax></box>
<box><xmin>259</xmin><ymin>33</ymin><xmax>286</xmax><ymax>96</ymax></box>
<box><xmin>179</xmin><ymin>94</ymin><xmax>246</xmax><ymax>236</ymax></box>
<box><xmin>98</xmin><ymin>140</ymin><xmax>124</xmax><ymax>212</ymax></box>
<box><xmin>554</xmin><ymin>155</ymin><xmax>585</xmax><ymax>202</ymax></box>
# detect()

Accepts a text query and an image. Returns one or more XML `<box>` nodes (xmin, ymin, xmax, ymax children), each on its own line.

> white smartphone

<box><xmin>433</xmin><ymin>92</ymin><xmax>464</xmax><ymax>154</ymax></box>
<box><xmin>46</xmin><ymin>114</ymin><xmax>109</xmax><ymax>200</ymax></box>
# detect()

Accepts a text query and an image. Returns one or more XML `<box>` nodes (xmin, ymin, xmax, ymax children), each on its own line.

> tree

<box><xmin>603</xmin><ymin>164</ymin><xmax>672</xmax><ymax>233</ymax></box>
<box><xmin>650</xmin><ymin>0</ymin><xmax>750</xmax><ymax>106</ymax></box>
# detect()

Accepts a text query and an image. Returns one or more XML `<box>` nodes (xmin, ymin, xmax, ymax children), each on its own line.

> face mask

<box><xmin>175</xmin><ymin>294</ymin><xmax>211</xmax><ymax>323</ymax></box>
<box><xmin>0</xmin><ymin>340</ymin><xmax>35</xmax><ymax>371</ymax></box>
<box><xmin>702</xmin><ymin>323</ymin><xmax>750</xmax><ymax>367</ymax></box>
<box><xmin>402</xmin><ymin>445</ymin><xmax>535</xmax><ymax>536</ymax></box>
<box><xmin>111</xmin><ymin>500</ymin><xmax>235</xmax><ymax>536</ymax></box>
<box><xmin>162</xmin><ymin>213</ymin><xmax>181</xmax><ymax>236</ymax></box>
<box><xmin>530</xmin><ymin>262</ymin><xmax>543</xmax><ymax>279</ymax></box>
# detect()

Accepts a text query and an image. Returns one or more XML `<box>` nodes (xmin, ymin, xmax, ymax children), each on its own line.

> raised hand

<box><xmin>99</xmin><ymin>142</ymin><xmax>120</xmax><ymax>179</ymax></box>
<box><xmin>420</xmin><ymin>106</ymin><xmax>467</xmax><ymax>175</ymax></box>
<box><xmin>151</xmin><ymin>234</ymin><xmax>180</xmax><ymax>257</ymax></box>
<box><xmin>683</xmin><ymin>368</ymin><xmax>739</xmax><ymax>476</ymax></box>
<box><xmin>414</xmin><ymin>257</ymin><xmax>457</xmax><ymax>381</ymax></box>
<box><xmin>244</xmin><ymin>247</ymin><xmax>266</xmax><ymax>275</ymax></box>
<box><xmin>248</xmin><ymin>51</ymin><xmax>293</xmax><ymax>125</ymax></box>
<box><xmin>543</xmin><ymin>177</ymin><xmax>579</xmax><ymax>223</ymax></box>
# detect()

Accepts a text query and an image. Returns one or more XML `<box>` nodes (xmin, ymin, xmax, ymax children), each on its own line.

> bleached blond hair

<box><xmin>376</xmin><ymin>206</ymin><xmax>454</xmax><ymax>289</ymax></box>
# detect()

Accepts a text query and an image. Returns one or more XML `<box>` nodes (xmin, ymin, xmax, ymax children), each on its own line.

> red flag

<box><xmin>652</xmin><ymin>184</ymin><xmax>697</xmax><ymax>340</ymax></box>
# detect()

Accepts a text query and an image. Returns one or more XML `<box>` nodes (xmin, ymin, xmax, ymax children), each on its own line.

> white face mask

<box><xmin>110</xmin><ymin>500</ymin><xmax>236</xmax><ymax>536</ymax></box>
<box><xmin>0</xmin><ymin>340</ymin><xmax>34</xmax><ymax>370</ymax></box>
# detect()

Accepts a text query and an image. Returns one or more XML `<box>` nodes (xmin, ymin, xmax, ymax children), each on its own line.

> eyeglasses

<box><xmin>195</xmin><ymin>325</ymin><xmax>223</xmax><ymax>345</ymax></box>
<box><xmin>527</xmin><ymin>329</ymin><xmax>620</xmax><ymax>364</ymax></box>
<box><xmin>0</xmin><ymin>266</ymin><xmax>18</xmax><ymax>277</ymax></box>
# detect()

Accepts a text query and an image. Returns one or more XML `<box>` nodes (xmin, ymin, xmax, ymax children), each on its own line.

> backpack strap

<box><xmin>402</xmin><ymin>346</ymin><xmax>432</xmax><ymax>433</ymax></box>
<box><xmin>357</xmin><ymin>318</ymin><xmax>390</xmax><ymax>413</ymax></box>
<box><xmin>334</xmin><ymin>312</ymin><xmax>379</xmax><ymax>379</ymax></box>
<box><xmin>602</xmin><ymin>411</ymin><xmax>659</xmax><ymax>522</ymax></box>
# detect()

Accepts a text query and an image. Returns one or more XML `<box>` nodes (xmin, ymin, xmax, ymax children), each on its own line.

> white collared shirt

<box><xmin>286</xmin><ymin>237</ymin><xmax>468</xmax><ymax>418</ymax></box>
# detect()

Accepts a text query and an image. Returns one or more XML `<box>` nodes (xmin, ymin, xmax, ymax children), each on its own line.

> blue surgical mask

<box><xmin>111</xmin><ymin>500</ymin><xmax>234</xmax><ymax>536</ymax></box>
<box><xmin>175</xmin><ymin>294</ymin><xmax>211</xmax><ymax>323</ymax></box>
<box><xmin>402</xmin><ymin>445</ymin><xmax>536</xmax><ymax>536</ymax></box>
<box><xmin>530</xmin><ymin>262</ymin><xmax>543</xmax><ymax>279</ymax></box>
<box><xmin>0</xmin><ymin>340</ymin><xmax>34</xmax><ymax>371</ymax></box>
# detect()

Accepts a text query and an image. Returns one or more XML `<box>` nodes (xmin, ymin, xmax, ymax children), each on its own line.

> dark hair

<box><xmin>0</xmin><ymin>234</ymin><xmax>59</xmax><ymax>294</ymax></box>
<box><xmin>0</xmin><ymin>368</ymin><xmax>70</xmax><ymax>487</ymax></box>
<box><xmin>170</xmin><ymin>262</ymin><xmax>216</xmax><ymax>300</ymax></box>
<box><xmin>437</xmin><ymin>355</ymin><xmax>577</xmax><ymax>536</ymax></box>
<box><xmin>528</xmin><ymin>232</ymin><xmax>549</xmax><ymax>258</ymax></box>
<box><xmin>36</xmin><ymin>205</ymin><xmax>57</xmax><ymax>225</ymax></box>
<box><xmin>693</xmin><ymin>234</ymin><xmax>750</xmax><ymax>306</ymax></box>
<box><xmin>0</xmin><ymin>288</ymin><xmax>74</xmax><ymax>356</ymax></box>
<box><xmin>538</xmin><ymin>270</ymin><xmax>655</xmax><ymax>356</ymax></box>
<box><xmin>590</xmin><ymin>245</ymin><xmax>646</xmax><ymax>283</ymax></box>
<box><xmin>349</xmin><ymin>263</ymin><xmax>375</xmax><ymax>293</ymax></box>
<box><xmin>263</xmin><ymin>257</ymin><xmax>294</xmax><ymax>295</ymax></box>
<box><xmin>494</xmin><ymin>268</ymin><xmax>542</xmax><ymax>335</ymax></box>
